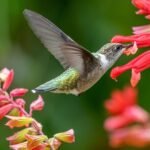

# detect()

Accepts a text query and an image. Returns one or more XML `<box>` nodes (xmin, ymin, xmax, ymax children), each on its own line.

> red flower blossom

<box><xmin>104</xmin><ymin>86</ymin><xmax>137</xmax><ymax>115</ymax></box>
<box><xmin>112</xmin><ymin>33</ymin><xmax>150</xmax><ymax>48</ymax></box>
<box><xmin>104</xmin><ymin>105</ymin><xmax>149</xmax><ymax>131</ymax></box>
<box><xmin>132</xmin><ymin>0</ymin><xmax>150</xmax><ymax>18</ymax></box>
<box><xmin>109</xmin><ymin>125</ymin><xmax>150</xmax><ymax>148</ymax></box>
<box><xmin>110</xmin><ymin>50</ymin><xmax>150</xmax><ymax>87</ymax></box>
<box><xmin>104</xmin><ymin>87</ymin><xmax>149</xmax><ymax>131</ymax></box>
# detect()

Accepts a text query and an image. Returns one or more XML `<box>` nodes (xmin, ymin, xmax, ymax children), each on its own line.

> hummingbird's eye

<box><xmin>115</xmin><ymin>45</ymin><xmax>123</xmax><ymax>51</ymax></box>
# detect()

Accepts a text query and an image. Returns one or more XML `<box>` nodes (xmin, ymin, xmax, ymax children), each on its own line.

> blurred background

<box><xmin>0</xmin><ymin>0</ymin><xmax>150</xmax><ymax>149</ymax></box>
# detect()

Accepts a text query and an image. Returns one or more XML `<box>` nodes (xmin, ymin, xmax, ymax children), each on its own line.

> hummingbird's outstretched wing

<box><xmin>23</xmin><ymin>9</ymin><xmax>99</xmax><ymax>75</ymax></box>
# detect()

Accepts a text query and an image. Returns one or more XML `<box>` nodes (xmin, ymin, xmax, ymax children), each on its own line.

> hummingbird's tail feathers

<box><xmin>31</xmin><ymin>81</ymin><xmax>58</xmax><ymax>94</ymax></box>
<box><xmin>31</xmin><ymin>88</ymin><xmax>52</xmax><ymax>94</ymax></box>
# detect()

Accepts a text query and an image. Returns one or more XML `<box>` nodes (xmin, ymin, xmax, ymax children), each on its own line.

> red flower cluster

<box><xmin>0</xmin><ymin>68</ymin><xmax>75</xmax><ymax>150</ymax></box>
<box><xmin>132</xmin><ymin>0</ymin><xmax>150</xmax><ymax>18</ymax></box>
<box><xmin>111</xmin><ymin>50</ymin><xmax>150</xmax><ymax>87</ymax></box>
<box><xmin>104</xmin><ymin>86</ymin><xmax>150</xmax><ymax>148</ymax></box>
<box><xmin>111</xmin><ymin>0</ymin><xmax>150</xmax><ymax>87</ymax></box>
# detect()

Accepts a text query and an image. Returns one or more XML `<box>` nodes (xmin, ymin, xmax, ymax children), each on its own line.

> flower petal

<box><xmin>10</xmin><ymin>88</ymin><xmax>28</xmax><ymax>97</ymax></box>
<box><xmin>133</xmin><ymin>25</ymin><xmax>150</xmax><ymax>34</ymax></box>
<box><xmin>6</xmin><ymin>116</ymin><xmax>34</xmax><ymax>128</ymax></box>
<box><xmin>123</xmin><ymin>42</ymin><xmax>138</xmax><ymax>55</ymax></box>
<box><xmin>110</xmin><ymin>51</ymin><xmax>150</xmax><ymax>85</ymax></box>
<box><xmin>26</xmin><ymin>134</ymin><xmax>48</xmax><ymax>149</ymax></box>
<box><xmin>131</xmin><ymin>69</ymin><xmax>141</xmax><ymax>87</ymax></box>
<box><xmin>104</xmin><ymin>87</ymin><xmax>137</xmax><ymax>115</ymax></box>
<box><xmin>0</xmin><ymin>104</ymin><xmax>13</xmax><ymax>120</ymax></box>
<box><xmin>10</xmin><ymin>141</ymin><xmax>27</xmax><ymax>150</ymax></box>
<box><xmin>2</xmin><ymin>69</ymin><xmax>14</xmax><ymax>90</ymax></box>
<box><xmin>30</xmin><ymin>95</ymin><xmax>44</xmax><ymax>112</ymax></box>
<box><xmin>54</xmin><ymin>129</ymin><xmax>75</xmax><ymax>143</ymax></box>
<box><xmin>132</xmin><ymin>0</ymin><xmax>150</xmax><ymax>16</ymax></box>
<box><xmin>49</xmin><ymin>138</ymin><xmax>62</xmax><ymax>150</ymax></box>
<box><xmin>7</xmin><ymin>127</ymin><xmax>36</xmax><ymax>145</ymax></box>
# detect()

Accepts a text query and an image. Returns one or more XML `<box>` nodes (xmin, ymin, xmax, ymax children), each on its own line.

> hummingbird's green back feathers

<box><xmin>32</xmin><ymin>68</ymin><xmax>80</xmax><ymax>94</ymax></box>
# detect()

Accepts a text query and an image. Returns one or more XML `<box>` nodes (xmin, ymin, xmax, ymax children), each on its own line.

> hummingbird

<box><xmin>23</xmin><ymin>9</ymin><xmax>132</xmax><ymax>96</ymax></box>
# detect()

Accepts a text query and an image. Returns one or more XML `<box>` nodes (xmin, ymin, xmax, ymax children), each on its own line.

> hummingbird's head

<box><xmin>98</xmin><ymin>43</ymin><xmax>132</xmax><ymax>61</ymax></box>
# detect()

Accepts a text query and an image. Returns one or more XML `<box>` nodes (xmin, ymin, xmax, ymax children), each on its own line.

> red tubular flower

<box><xmin>111</xmin><ymin>0</ymin><xmax>150</xmax><ymax>48</ymax></box>
<box><xmin>104</xmin><ymin>86</ymin><xmax>137</xmax><ymax>115</ymax></box>
<box><xmin>110</xmin><ymin>125</ymin><xmax>150</xmax><ymax>148</ymax></box>
<box><xmin>104</xmin><ymin>115</ymin><xmax>133</xmax><ymax>131</ymax></box>
<box><xmin>132</xmin><ymin>0</ymin><xmax>150</xmax><ymax>18</ymax></box>
<box><xmin>104</xmin><ymin>105</ymin><xmax>149</xmax><ymax>131</ymax></box>
<box><xmin>104</xmin><ymin>87</ymin><xmax>149</xmax><ymax>131</ymax></box>
<box><xmin>112</xmin><ymin>33</ymin><xmax>150</xmax><ymax>48</ymax></box>
<box><xmin>110</xmin><ymin>50</ymin><xmax>150</xmax><ymax>87</ymax></box>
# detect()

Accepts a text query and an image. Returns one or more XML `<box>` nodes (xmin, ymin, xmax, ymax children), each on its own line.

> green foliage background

<box><xmin>0</xmin><ymin>0</ymin><xmax>150</xmax><ymax>149</ymax></box>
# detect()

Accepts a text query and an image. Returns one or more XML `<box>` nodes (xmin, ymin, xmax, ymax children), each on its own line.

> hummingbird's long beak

<box><xmin>122</xmin><ymin>43</ymin><xmax>133</xmax><ymax>49</ymax></box>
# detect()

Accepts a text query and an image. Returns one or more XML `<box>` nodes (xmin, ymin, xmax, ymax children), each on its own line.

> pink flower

<box><xmin>0</xmin><ymin>68</ymin><xmax>14</xmax><ymax>90</ymax></box>
<box><xmin>133</xmin><ymin>25</ymin><xmax>150</xmax><ymax>34</ymax></box>
<box><xmin>0</xmin><ymin>104</ymin><xmax>14</xmax><ymax>120</ymax></box>
<box><xmin>10</xmin><ymin>141</ymin><xmax>27</xmax><ymax>150</ymax></box>
<box><xmin>110</xmin><ymin>50</ymin><xmax>150</xmax><ymax>87</ymax></box>
<box><xmin>0</xmin><ymin>95</ymin><xmax>10</xmax><ymax>107</ymax></box>
<box><xmin>49</xmin><ymin>138</ymin><xmax>62</xmax><ymax>150</ymax></box>
<box><xmin>10</xmin><ymin>88</ymin><xmax>28</xmax><ymax>97</ymax></box>
<box><xmin>25</xmin><ymin>134</ymin><xmax>48</xmax><ymax>150</ymax></box>
<box><xmin>15</xmin><ymin>98</ymin><xmax>26</xmax><ymax>108</ymax></box>
<box><xmin>0</xmin><ymin>67</ymin><xmax>75</xmax><ymax>150</ymax></box>
<box><xmin>30</xmin><ymin>95</ymin><xmax>44</xmax><ymax>113</ymax></box>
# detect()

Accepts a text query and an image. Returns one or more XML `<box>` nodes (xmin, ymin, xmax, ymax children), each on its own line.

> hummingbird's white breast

<box><xmin>93</xmin><ymin>53</ymin><xmax>109</xmax><ymax>70</ymax></box>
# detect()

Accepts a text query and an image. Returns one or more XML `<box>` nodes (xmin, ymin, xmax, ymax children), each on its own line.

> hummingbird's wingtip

<box><xmin>23</xmin><ymin>9</ymin><xmax>30</xmax><ymax>15</ymax></box>
<box><xmin>23</xmin><ymin>9</ymin><xmax>35</xmax><ymax>17</ymax></box>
